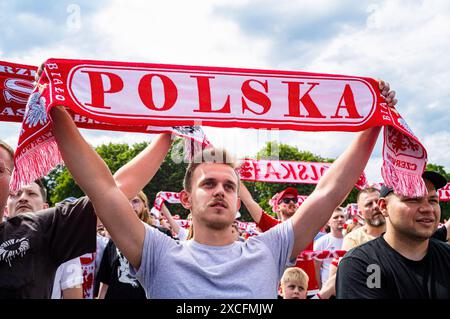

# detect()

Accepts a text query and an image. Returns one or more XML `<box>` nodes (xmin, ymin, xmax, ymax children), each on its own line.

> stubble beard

<box><xmin>366</xmin><ymin>215</ymin><xmax>386</xmax><ymax>227</ymax></box>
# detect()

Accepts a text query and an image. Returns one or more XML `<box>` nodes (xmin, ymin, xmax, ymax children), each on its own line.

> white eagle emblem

<box><xmin>24</xmin><ymin>92</ymin><xmax>47</xmax><ymax>128</ymax></box>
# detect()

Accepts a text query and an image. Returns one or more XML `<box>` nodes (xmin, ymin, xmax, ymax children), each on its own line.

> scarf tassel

<box><xmin>10</xmin><ymin>137</ymin><xmax>63</xmax><ymax>191</ymax></box>
<box><xmin>381</xmin><ymin>161</ymin><xmax>427</xmax><ymax>198</ymax></box>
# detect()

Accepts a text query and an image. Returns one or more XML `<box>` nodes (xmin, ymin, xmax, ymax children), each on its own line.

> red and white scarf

<box><xmin>0</xmin><ymin>61</ymin><xmax>35</xmax><ymax>123</ymax></box>
<box><xmin>150</xmin><ymin>191</ymin><xmax>182</xmax><ymax>217</ymax></box>
<box><xmin>438</xmin><ymin>183</ymin><xmax>450</xmax><ymax>202</ymax></box>
<box><xmin>0</xmin><ymin>61</ymin><xmax>211</xmax><ymax>189</ymax></box>
<box><xmin>297</xmin><ymin>249</ymin><xmax>347</xmax><ymax>262</ymax></box>
<box><xmin>238</xmin><ymin>158</ymin><xmax>368</xmax><ymax>189</ymax></box>
<box><xmin>4</xmin><ymin>58</ymin><xmax>428</xmax><ymax>196</ymax></box>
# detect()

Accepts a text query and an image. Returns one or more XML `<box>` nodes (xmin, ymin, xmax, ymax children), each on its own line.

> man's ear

<box><xmin>236</xmin><ymin>197</ymin><xmax>241</xmax><ymax>211</ymax></box>
<box><xmin>43</xmin><ymin>202</ymin><xmax>49</xmax><ymax>210</ymax></box>
<box><xmin>179</xmin><ymin>190</ymin><xmax>192</xmax><ymax>210</ymax></box>
<box><xmin>378</xmin><ymin>198</ymin><xmax>389</xmax><ymax>217</ymax></box>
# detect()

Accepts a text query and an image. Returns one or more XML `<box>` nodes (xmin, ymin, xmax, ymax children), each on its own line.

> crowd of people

<box><xmin>1</xmin><ymin>80</ymin><xmax>449</xmax><ymax>299</ymax></box>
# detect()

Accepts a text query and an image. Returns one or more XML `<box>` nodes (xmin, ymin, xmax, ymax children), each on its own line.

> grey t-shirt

<box><xmin>132</xmin><ymin>219</ymin><xmax>295</xmax><ymax>299</ymax></box>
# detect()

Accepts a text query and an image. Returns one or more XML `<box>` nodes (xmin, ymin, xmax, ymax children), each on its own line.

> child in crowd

<box><xmin>279</xmin><ymin>267</ymin><xmax>309</xmax><ymax>299</ymax></box>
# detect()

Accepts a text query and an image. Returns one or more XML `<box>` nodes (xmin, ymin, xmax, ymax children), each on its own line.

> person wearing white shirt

<box><xmin>314</xmin><ymin>207</ymin><xmax>345</xmax><ymax>288</ymax></box>
<box><xmin>51</xmin><ymin>257</ymin><xmax>83</xmax><ymax>299</ymax></box>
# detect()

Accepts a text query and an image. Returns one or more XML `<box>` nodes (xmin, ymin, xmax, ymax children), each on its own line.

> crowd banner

<box><xmin>345</xmin><ymin>203</ymin><xmax>359</xmax><ymax>217</ymax></box>
<box><xmin>1</xmin><ymin>60</ymin><xmax>211</xmax><ymax>190</ymax></box>
<box><xmin>438</xmin><ymin>183</ymin><xmax>450</xmax><ymax>202</ymax></box>
<box><xmin>150</xmin><ymin>191</ymin><xmax>181</xmax><ymax>217</ymax></box>
<box><xmin>297</xmin><ymin>249</ymin><xmax>347</xmax><ymax>261</ymax></box>
<box><xmin>175</xmin><ymin>219</ymin><xmax>192</xmax><ymax>230</ymax></box>
<box><xmin>0</xmin><ymin>61</ymin><xmax>36</xmax><ymax>123</ymax></box>
<box><xmin>238</xmin><ymin>158</ymin><xmax>368</xmax><ymax>189</ymax></box>
<box><xmin>8</xmin><ymin>58</ymin><xmax>428</xmax><ymax>196</ymax></box>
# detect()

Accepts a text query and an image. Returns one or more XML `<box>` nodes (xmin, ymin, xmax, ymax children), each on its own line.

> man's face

<box><xmin>0</xmin><ymin>147</ymin><xmax>14</xmax><ymax>217</ymax></box>
<box><xmin>281</xmin><ymin>281</ymin><xmax>307</xmax><ymax>299</ymax></box>
<box><xmin>381</xmin><ymin>180</ymin><xmax>440</xmax><ymax>241</ymax></box>
<box><xmin>358</xmin><ymin>191</ymin><xmax>385</xmax><ymax>227</ymax></box>
<box><xmin>185</xmin><ymin>163</ymin><xmax>240</xmax><ymax>231</ymax></box>
<box><xmin>329</xmin><ymin>209</ymin><xmax>346</xmax><ymax>232</ymax></box>
<box><xmin>7</xmin><ymin>182</ymin><xmax>47</xmax><ymax>217</ymax></box>
<box><xmin>277</xmin><ymin>195</ymin><xmax>298</xmax><ymax>219</ymax></box>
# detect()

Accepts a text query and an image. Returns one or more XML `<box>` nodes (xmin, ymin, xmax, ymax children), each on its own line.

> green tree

<box><xmin>45</xmin><ymin>139</ymin><xmax>189</xmax><ymax>217</ymax></box>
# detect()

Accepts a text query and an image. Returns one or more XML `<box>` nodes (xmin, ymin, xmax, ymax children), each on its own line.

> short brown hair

<box><xmin>0</xmin><ymin>139</ymin><xmax>14</xmax><ymax>164</ymax></box>
<box><xmin>34</xmin><ymin>179</ymin><xmax>48</xmax><ymax>202</ymax></box>
<box><xmin>183</xmin><ymin>148</ymin><xmax>238</xmax><ymax>192</ymax></box>
<box><xmin>356</xmin><ymin>187</ymin><xmax>380</xmax><ymax>203</ymax></box>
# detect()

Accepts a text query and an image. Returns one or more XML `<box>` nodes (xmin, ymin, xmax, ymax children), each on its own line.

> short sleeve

<box><xmin>257</xmin><ymin>211</ymin><xmax>280</xmax><ymax>232</ymax></box>
<box><xmin>59</xmin><ymin>258</ymin><xmax>83</xmax><ymax>290</ymax></box>
<box><xmin>131</xmin><ymin>223</ymin><xmax>177</xmax><ymax>290</ymax></box>
<box><xmin>40</xmin><ymin>196</ymin><xmax>97</xmax><ymax>265</ymax></box>
<box><xmin>256</xmin><ymin>219</ymin><xmax>296</xmax><ymax>278</ymax></box>
<box><xmin>341</xmin><ymin>233</ymin><xmax>358</xmax><ymax>252</ymax></box>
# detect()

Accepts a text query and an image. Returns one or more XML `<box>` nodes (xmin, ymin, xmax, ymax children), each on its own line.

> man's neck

<box><xmin>193</xmin><ymin>225</ymin><xmax>235</xmax><ymax>246</ymax></box>
<box><xmin>383</xmin><ymin>231</ymin><xmax>429</xmax><ymax>261</ymax></box>
<box><xmin>280</xmin><ymin>213</ymin><xmax>293</xmax><ymax>222</ymax></box>
<box><xmin>365</xmin><ymin>224</ymin><xmax>385</xmax><ymax>238</ymax></box>
<box><xmin>331</xmin><ymin>229</ymin><xmax>343</xmax><ymax>238</ymax></box>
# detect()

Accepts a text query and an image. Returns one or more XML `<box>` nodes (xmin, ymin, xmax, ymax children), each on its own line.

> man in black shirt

<box><xmin>0</xmin><ymin>139</ymin><xmax>97</xmax><ymax>298</ymax></box>
<box><xmin>336</xmin><ymin>171</ymin><xmax>450</xmax><ymax>299</ymax></box>
<box><xmin>97</xmin><ymin>192</ymin><xmax>173</xmax><ymax>299</ymax></box>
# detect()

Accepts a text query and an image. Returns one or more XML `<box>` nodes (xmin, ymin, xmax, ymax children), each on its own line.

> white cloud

<box><xmin>91</xmin><ymin>0</ymin><xmax>271</xmax><ymax>68</ymax></box>
<box><xmin>423</xmin><ymin>131</ymin><xmax>450</xmax><ymax>170</ymax></box>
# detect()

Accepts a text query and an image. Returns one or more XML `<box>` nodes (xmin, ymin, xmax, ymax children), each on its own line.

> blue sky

<box><xmin>1</xmin><ymin>0</ymin><xmax>449</xmax><ymax>183</ymax></box>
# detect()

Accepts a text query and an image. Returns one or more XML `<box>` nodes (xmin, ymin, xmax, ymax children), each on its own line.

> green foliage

<box><xmin>45</xmin><ymin>139</ymin><xmax>189</xmax><ymax>218</ymax></box>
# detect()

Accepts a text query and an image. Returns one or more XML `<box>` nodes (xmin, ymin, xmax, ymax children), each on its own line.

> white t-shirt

<box><xmin>51</xmin><ymin>257</ymin><xmax>83</xmax><ymax>299</ymax></box>
<box><xmin>313</xmin><ymin>233</ymin><xmax>344</xmax><ymax>286</ymax></box>
<box><xmin>80</xmin><ymin>253</ymin><xmax>96</xmax><ymax>299</ymax></box>
<box><xmin>132</xmin><ymin>220</ymin><xmax>295</xmax><ymax>299</ymax></box>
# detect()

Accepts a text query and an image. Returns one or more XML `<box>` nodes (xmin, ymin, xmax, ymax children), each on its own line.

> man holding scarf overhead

<box><xmin>45</xmin><ymin>77</ymin><xmax>396</xmax><ymax>298</ymax></box>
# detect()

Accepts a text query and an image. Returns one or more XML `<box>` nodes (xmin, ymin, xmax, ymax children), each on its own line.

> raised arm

<box><xmin>238</xmin><ymin>181</ymin><xmax>264</xmax><ymax>224</ymax></box>
<box><xmin>289</xmin><ymin>126</ymin><xmax>381</xmax><ymax>259</ymax></box>
<box><xmin>114</xmin><ymin>133</ymin><xmax>172</xmax><ymax>199</ymax></box>
<box><xmin>288</xmin><ymin>80</ymin><xmax>396</xmax><ymax>260</ymax></box>
<box><xmin>51</xmin><ymin>106</ymin><xmax>145</xmax><ymax>269</ymax></box>
<box><xmin>160</xmin><ymin>203</ymin><xmax>180</xmax><ymax>235</ymax></box>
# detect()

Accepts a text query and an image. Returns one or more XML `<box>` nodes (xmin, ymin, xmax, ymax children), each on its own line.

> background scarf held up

<box><xmin>0</xmin><ymin>61</ymin><xmax>211</xmax><ymax>191</ymax></box>
<box><xmin>238</xmin><ymin>158</ymin><xmax>368</xmax><ymax>189</ymax></box>
<box><xmin>6</xmin><ymin>58</ymin><xmax>428</xmax><ymax>196</ymax></box>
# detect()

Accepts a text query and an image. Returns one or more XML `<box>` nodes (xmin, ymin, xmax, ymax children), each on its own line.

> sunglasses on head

<box><xmin>279</xmin><ymin>197</ymin><xmax>298</xmax><ymax>204</ymax></box>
